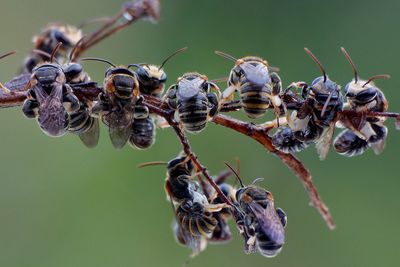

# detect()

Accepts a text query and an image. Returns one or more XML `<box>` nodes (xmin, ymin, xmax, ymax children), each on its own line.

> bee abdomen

<box><xmin>178</xmin><ymin>100</ymin><xmax>208</xmax><ymax>133</ymax></box>
<box><xmin>129</xmin><ymin>117</ymin><xmax>155</xmax><ymax>149</ymax></box>
<box><xmin>177</xmin><ymin>203</ymin><xmax>217</xmax><ymax>237</ymax></box>
<box><xmin>256</xmin><ymin>230</ymin><xmax>283</xmax><ymax>258</ymax></box>
<box><xmin>68</xmin><ymin>108</ymin><xmax>93</xmax><ymax>134</ymax></box>
<box><xmin>334</xmin><ymin>129</ymin><xmax>369</xmax><ymax>157</ymax></box>
<box><xmin>272</xmin><ymin>127</ymin><xmax>309</xmax><ymax>153</ymax></box>
<box><xmin>240</xmin><ymin>83</ymin><xmax>270</xmax><ymax>118</ymax></box>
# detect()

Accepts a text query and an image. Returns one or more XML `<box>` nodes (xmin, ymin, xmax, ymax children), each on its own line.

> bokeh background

<box><xmin>0</xmin><ymin>0</ymin><xmax>399</xmax><ymax>266</ymax></box>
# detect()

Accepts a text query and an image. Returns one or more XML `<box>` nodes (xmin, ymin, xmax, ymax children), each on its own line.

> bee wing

<box><xmin>249</xmin><ymin>200</ymin><xmax>285</xmax><ymax>245</ymax></box>
<box><xmin>241</xmin><ymin>62</ymin><xmax>270</xmax><ymax>85</ymax></box>
<box><xmin>315</xmin><ymin>122</ymin><xmax>336</xmax><ymax>160</ymax></box>
<box><xmin>109</xmin><ymin>123</ymin><xmax>131</xmax><ymax>149</ymax></box>
<box><xmin>78</xmin><ymin>118</ymin><xmax>100</xmax><ymax>148</ymax></box>
<box><xmin>36</xmin><ymin>84</ymin><xmax>68</xmax><ymax>137</ymax></box>
<box><xmin>178</xmin><ymin>78</ymin><xmax>202</xmax><ymax>99</ymax></box>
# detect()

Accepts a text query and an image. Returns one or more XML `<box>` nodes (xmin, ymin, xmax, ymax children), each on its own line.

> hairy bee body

<box><xmin>129</xmin><ymin>116</ymin><xmax>155</xmax><ymax>149</ymax></box>
<box><xmin>218</xmin><ymin>55</ymin><xmax>282</xmax><ymax>119</ymax></box>
<box><xmin>23</xmin><ymin>24</ymin><xmax>82</xmax><ymax>73</ymax></box>
<box><xmin>166</xmin><ymin>72</ymin><xmax>220</xmax><ymax>134</ymax></box>
<box><xmin>235</xmin><ymin>185</ymin><xmax>286</xmax><ymax>258</ymax></box>
<box><xmin>22</xmin><ymin>63</ymin><xmax>80</xmax><ymax>137</ymax></box>
<box><xmin>239</xmin><ymin>81</ymin><xmax>272</xmax><ymax>118</ymax></box>
<box><xmin>178</xmin><ymin>94</ymin><xmax>209</xmax><ymax>133</ymax></box>
<box><xmin>333</xmin><ymin>48</ymin><xmax>390</xmax><ymax>156</ymax></box>
<box><xmin>91</xmin><ymin>66</ymin><xmax>140</xmax><ymax>149</ymax></box>
<box><xmin>177</xmin><ymin>200</ymin><xmax>218</xmax><ymax>237</ymax></box>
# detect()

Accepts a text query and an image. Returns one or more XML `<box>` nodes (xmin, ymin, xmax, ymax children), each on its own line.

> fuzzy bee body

<box><xmin>129</xmin><ymin>116</ymin><xmax>155</xmax><ymax>150</ymax></box>
<box><xmin>23</xmin><ymin>24</ymin><xmax>82</xmax><ymax>73</ymax></box>
<box><xmin>177</xmin><ymin>200</ymin><xmax>218</xmax><ymax>237</ymax></box>
<box><xmin>166</xmin><ymin>72</ymin><xmax>220</xmax><ymax>134</ymax></box>
<box><xmin>90</xmin><ymin>65</ymin><xmax>140</xmax><ymax>149</ymax></box>
<box><xmin>279</xmin><ymin>49</ymin><xmax>343</xmax><ymax>160</ymax></box>
<box><xmin>216</xmin><ymin>53</ymin><xmax>282</xmax><ymax>119</ymax></box>
<box><xmin>235</xmin><ymin>185</ymin><xmax>286</xmax><ymax>258</ymax></box>
<box><xmin>22</xmin><ymin>63</ymin><xmax>80</xmax><ymax>137</ymax></box>
<box><xmin>334</xmin><ymin>48</ymin><xmax>390</xmax><ymax>156</ymax></box>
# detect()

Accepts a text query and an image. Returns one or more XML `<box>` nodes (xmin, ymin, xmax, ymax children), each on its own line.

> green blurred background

<box><xmin>0</xmin><ymin>0</ymin><xmax>399</xmax><ymax>266</ymax></box>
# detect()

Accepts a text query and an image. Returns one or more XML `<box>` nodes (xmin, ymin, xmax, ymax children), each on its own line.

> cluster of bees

<box><xmin>139</xmin><ymin>154</ymin><xmax>286</xmax><ymax>259</ymax></box>
<box><xmin>0</xmin><ymin>0</ymin><xmax>398</xmax><ymax>262</ymax></box>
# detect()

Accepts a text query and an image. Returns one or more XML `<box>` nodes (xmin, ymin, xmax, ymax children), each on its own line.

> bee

<box><xmin>32</xmin><ymin>41</ymin><xmax>100</xmax><ymax>148</ymax></box>
<box><xmin>126</xmin><ymin>48</ymin><xmax>187</xmax><ymax>148</ymax></box>
<box><xmin>165</xmin><ymin>72</ymin><xmax>220</xmax><ymax>133</ymax></box>
<box><xmin>276</xmin><ymin>48</ymin><xmax>343</xmax><ymax>160</ymax></box>
<box><xmin>157</xmin><ymin>155</ymin><xmax>226</xmax><ymax>258</ymax></box>
<box><xmin>215</xmin><ymin>51</ymin><xmax>283</xmax><ymax>120</ymax></box>
<box><xmin>129</xmin><ymin>47</ymin><xmax>187</xmax><ymax>97</ymax></box>
<box><xmin>128</xmin><ymin>103</ymin><xmax>155</xmax><ymax>149</ymax></box>
<box><xmin>22</xmin><ymin>23</ymin><xmax>83</xmax><ymax>73</ymax></box>
<box><xmin>334</xmin><ymin>47</ymin><xmax>390</xmax><ymax>156</ymax></box>
<box><xmin>22</xmin><ymin>43</ymin><xmax>80</xmax><ymax>137</ymax></box>
<box><xmin>206</xmin><ymin>170</ymin><xmax>236</xmax><ymax>244</ymax></box>
<box><xmin>82</xmin><ymin>57</ymin><xmax>140</xmax><ymax>149</ymax></box>
<box><xmin>225</xmin><ymin>163</ymin><xmax>287</xmax><ymax>258</ymax></box>
<box><xmin>22</xmin><ymin>0</ymin><xmax>161</xmax><ymax>73</ymax></box>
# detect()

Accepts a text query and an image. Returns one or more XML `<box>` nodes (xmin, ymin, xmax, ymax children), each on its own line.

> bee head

<box><xmin>341</xmin><ymin>47</ymin><xmax>389</xmax><ymax>105</ymax></box>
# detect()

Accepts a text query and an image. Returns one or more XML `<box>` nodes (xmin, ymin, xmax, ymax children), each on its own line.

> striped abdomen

<box><xmin>177</xmin><ymin>200</ymin><xmax>217</xmax><ymax>237</ymax></box>
<box><xmin>178</xmin><ymin>96</ymin><xmax>209</xmax><ymax>133</ymax></box>
<box><xmin>68</xmin><ymin>106</ymin><xmax>94</xmax><ymax>134</ymax></box>
<box><xmin>129</xmin><ymin>117</ymin><xmax>155</xmax><ymax>149</ymax></box>
<box><xmin>239</xmin><ymin>81</ymin><xmax>271</xmax><ymax>118</ymax></box>
<box><xmin>256</xmin><ymin>225</ymin><xmax>283</xmax><ymax>258</ymax></box>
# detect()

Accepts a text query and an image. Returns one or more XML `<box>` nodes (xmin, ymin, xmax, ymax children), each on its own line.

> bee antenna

<box><xmin>251</xmin><ymin>178</ymin><xmax>264</xmax><ymax>185</ymax></box>
<box><xmin>362</xmin><ymin>74</ymin><xmax>390</xmax><ymax>87</ymax></box>
<box><xmin>215</xmin><ymin>51</ymin><xmax>238</xmax><ymax>62</ymax></box>
<box><xmin>224</xmin><ymin>162</ymin><xmax>244</xmax><ymax>188</ymax></box>
<box><xmin>0</xmin><ymin>51</ymin><xmax>17</xmax><ymax>61</ymax></box>
<box><xmin>340</xmin><ymin>47</ymin><xmax>359</xmax><ymax>83</ymax></box>
<box><xmin>137</xmin><ymin>161</ymin><xmax>168</xmax><ymax>168</ymax></box>
<box><xmin>77</xmin><ymin>17</ymin><xmax>111</xmax><ymax>29</ymax></box>
<box><xmin>158</xmin><ymin>47</ymin><xmax>188</xmax><ymax>71</ymax></box>
<box><xmin>69</xmin><ymin>36</ymin><xmax>87</xmax><ymax>62</ymax></box>
<box><xmin>320</xmin><ymin>92</ymin><xmax>333</xmax><ymax>118</ymax></box>
<box><xmin>51</xmin><ymin>42</ymin><xmax>63</xmax><ymax>63</ymax></box>
<box><xmin>80</xmin><ymin>57</ymin><xmax>116</xmax><ymax>67</ymax></box>
<box><xmin>304</xmin><ymin>48</ymin><xmax>327</xmax><ymax>82</ymax></box>
<box><xmin>32</xmin><ymin>49</ymin><xmax>60</xmax><ymax>65</ymax></box>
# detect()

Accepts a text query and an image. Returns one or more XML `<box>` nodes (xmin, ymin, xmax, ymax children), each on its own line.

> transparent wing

<box><xmin>249</xmin><ymin>200</ymin><xmax>285</xmax><ymax>245</ymax></box>
<box><xmin>178</xmin><ymin>78</ymin><xmax>202</xmax><ymax>99</ymax></box>
<box><xmin>316</xmin><ymin>122</ymin><xmax>335</xmax><ymax>160</ymax></box>
<box><xmin>241</xmin><ymin>62</ymin><xmax>270</xmax><ymax>85</ymax></box>
<box><xmin>78</xmin><ymin>118</ymin><xmax>100</xmax><ymax>148</ymax></box>
<box><xmin>109</xmin><ymin>124</ymin><xmax>131</xmax><ymax>149</ymax></box>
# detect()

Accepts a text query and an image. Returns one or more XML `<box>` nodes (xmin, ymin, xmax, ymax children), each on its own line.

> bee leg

<box><xmin>22</xmin><ymin>99</ymin><xmax>39</xmax><ymax>118</ymax></box>
<box><xmin>276</xmin><ymin>208</ymin><xmax>287</xmax><ymax>227</ymax></box>
<box><xmin>207</xmin><ymin>92</ymin><xmax>219</xmax><ymax>118</ymax></box>
<box><xmin>220</xmin><ymin>86</ymin><xmax>236</xmax><ymax>106</ymax></box>
<box><xmin>260</xmin><ymin>117</ymin><xmax>288</xmax><ymax>129</ymax></box>
<box><xmin>0</xmin><ymin>82</ymin><xmax>11</xmax><ymax>94</ymax></box>
<box><xmin>165</xmin><ymin>85</ymin><xmax>178</xmax><ymax>109</ymax></box>
<box><xmin>369</xmin><ymin>124</ymin><xmax>388</xmax><ymax>155</ymax></box>
<box><xmin>63</xmin><ymin>86</ymin><xmax>80</xmax><ymax>113</ymax></box>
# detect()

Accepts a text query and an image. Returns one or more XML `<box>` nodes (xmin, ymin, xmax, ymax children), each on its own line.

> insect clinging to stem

<box><xmin>334</xmin><ymin>47</ymin><xmax>390</xmax><ymax>156</ymax></box>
